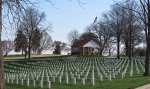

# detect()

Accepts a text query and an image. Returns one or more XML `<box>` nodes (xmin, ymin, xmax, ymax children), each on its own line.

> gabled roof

<box><xmin>72</xmin><ymin>38</ymin><xmax>100</xmax><ymax>48</ymax></box>
<box><xmin>72</xmin><ymin>39</ymin><xmax>90</xmax><ymax>48</ymax></box>
<box><xmin>83</xmin><ymin>40</ymin><xmax>100</xmax><ymax>48</ymax></box>
<box><xmin>71</xmin><ymin>32</ymin><xmax>100</xmax><ymax>48</ymax></box>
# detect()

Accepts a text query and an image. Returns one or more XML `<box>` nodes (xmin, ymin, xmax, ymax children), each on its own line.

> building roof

<box><xmin>72</xmin><ymin>38</ymin><xmax>100</xmax><ymax>48</ymax></box>
<box><xmin>83</xmin><ymin>40</ymin><xmax>100</xmax><ymax>48</ymax></box>
<box><xmin>71</xmin><ymin>32</ymin><xmax>100</xmax><ymax>48</ymax></box>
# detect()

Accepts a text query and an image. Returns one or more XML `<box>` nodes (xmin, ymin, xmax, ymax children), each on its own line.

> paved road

<box><xmin>136</xmin><ymin>84</ymin><xmax>150</xmax><ymax>89</ymax></box>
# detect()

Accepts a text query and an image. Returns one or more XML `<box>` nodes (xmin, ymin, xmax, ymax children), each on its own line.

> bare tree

<box><xmin>118</xmin><ymin>1</ymin><xmax>143</xmax><ymax>59</ymax></box>
<box><xmin>1</xmin><ymin>40</ymin><xmax>13</xmax><ymax>56</ymax></box>
<box><xmin>38</xmin><ymin>31</ymin><xmax>53</xmax><ymax>54</ymax></box>
<box><xmin>68</xmin><ymin>30</ymin><xmax>79</xmax><ymax>45</ymax></box>
<box><xmin>0</xmin><ymin>1</ymin><xmax>33</xmax><ymax>89</ymax></box>
<box><xmin>89</xmin><ymin>15</ymin><xmax>113</xmax><ymax>56</ymax></box>
<box><xmin>115</xmin><ymin>0</ymin><xmax>150</xmax><ymax>75</ymax></box>
<box><xmin>107</xmin><ymin>4</ymin><xmax>125</xmax><ymax>59</ymax></box>
<box><xmin>18</xmin><ymin>7</ymin><xmax>45</xmax><ymax>59</ymax></box>
<box><xmin>137</xmin><ymin>0</ymin><xmax>150</xmax><ymax>76</ymax></box>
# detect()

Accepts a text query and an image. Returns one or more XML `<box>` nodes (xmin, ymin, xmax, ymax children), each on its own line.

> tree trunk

<box><xmin>109</xmin><ymin>48</ymin><xmax>111</xmax><ymax>56</ymax></box>
<box><xmin>128</xmin><ymin>6</ymin><xmax>133</xmax><ymax>60</ymax></box>
<box><xmin>99</xmin><ymin>50</ymin><xmax>103</xmax><ymax>56</ymax></box>
<box><xmin>27</xmin><ymin>36</ymin><xmax>32</xmax><ymax>59</ymax></box>
<box><xmin>117</xmin><ymin>39</ymin><xmax>120</xmax><ymax>59</ymax></box>
<box><xmin>24</xmin><ymin>49</ymin><xmax>27</xmax><ymax>59</ymax></box>
<box><xmin>22</xmin><ymin>49</ymin><xmax>24</xmax><ymax>56</ymax></box>
<box><xmin>131</xmin><ymin>43</ymin><xmax>134</xmax><ymax>57</ymax></box>
<box><xmin>144</xmin><ymin>19</ymin><xmax>150</xmax><ymax>76</ymax></box>
<box><xmin>38</xmin><ymin>48</ymin><xmax>42</xmax><ymax>55</ymax></box>
<box><xmin>128</xmin><ymin>25</ymin><xmax>132</xmax><ymax>60</ymax></box>
<box><xmin>28</xmin><ymin>41</ymin><xmax>31</xmax><ymax>59</ymax></box>
<box><xmin>125</xmin><ymin>40</ymin><xmax>129</xmax><ymax>56</ymax></box>
<box><xmin>144</xmin><ymin>41</ymin><xmax>150</xmax><ymax>76</ymax></box>
<box><xmin>0</xmin><ymin>60</ymin><xmax>4</xmax><ymax>89</ymax></box>
<box><xmin>0</xmin><ymin>0</ymin><xmax>4</xmax><ymax>89</ymax></box>
<box><xmin>144</xmin><ymin>1</ymin><xmax>150</xmax><ymax>76</ymax></box>
<box><xmin>117</xmin><ymin>32</ymin><xmax>120</xmax><ymax>59</ymax></box>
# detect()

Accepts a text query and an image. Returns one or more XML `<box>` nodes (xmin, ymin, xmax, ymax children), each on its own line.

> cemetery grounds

<box><xmin>4</xmin><ymin>56</ymin><xmax>150</xmax><ymax>89</ymax></box>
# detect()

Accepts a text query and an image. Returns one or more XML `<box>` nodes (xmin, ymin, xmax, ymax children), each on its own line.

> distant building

<box><xmin>1</xmin><ymin>41</ymin><xmax>14</xmax><ymax>56</ymax></box>
<box><xmin>41</xmin><ymin>45</ymin><xmax>71</xmax><ymax>55</ymax></box>
<box><xmin>61</xmin><ymin>46</ymin><xmax>71</xmax><ymax>55</ymax></box>
<box><xmin>71</xmin><ymin>33</ymin><xmax>100</xmax><ymax>55</ymax></box>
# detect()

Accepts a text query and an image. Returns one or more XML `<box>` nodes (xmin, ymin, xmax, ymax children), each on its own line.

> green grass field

<box><xmin>6</xmin><ymin>76</ymin><xmax>150</xmax><ymax>89</ymax></box>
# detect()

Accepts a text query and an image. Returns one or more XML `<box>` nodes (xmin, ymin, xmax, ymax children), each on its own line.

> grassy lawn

<box><xmin>3</xmin><ymin>54</ymin><xmax>110</xmax><ymax>60</ymax></box>
<box><xmin>3</xmin><ymin>55</ymin><xmax>51</xmax><ymax>59</ymax></box>
<box><xmin>3</xmin><ymin>55</ymin><xmax>126</xmax><ymax>61</ymax></box>
<box><xmin>3</xmin><ymin>54</ymin><xmax>66</xmax><ymax>61</ymax></box>
<box><xmin>6</xmin><ymin>76</ymin><xmax>150</xmax><ymax>89</ymax></box>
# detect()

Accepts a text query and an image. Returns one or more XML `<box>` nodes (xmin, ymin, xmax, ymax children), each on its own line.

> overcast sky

<box><xmin>2</xmin><ymin>0</ymin><xmax>115</xmax><ymax>43</ymax></box>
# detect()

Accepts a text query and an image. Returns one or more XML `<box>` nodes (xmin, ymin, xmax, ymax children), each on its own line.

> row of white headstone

<box><xmin>5</xmin><ymin>57</ymin><xmax>145</xmax><ymax>88</ymax></box>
